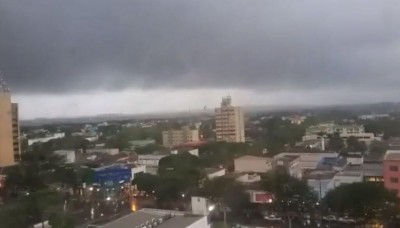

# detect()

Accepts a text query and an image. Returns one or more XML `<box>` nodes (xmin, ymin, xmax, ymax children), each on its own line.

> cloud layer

<box><xmin>1</xmin><ymin>0</ymin><xmax>400</xmax><ymax>95</ymax></box>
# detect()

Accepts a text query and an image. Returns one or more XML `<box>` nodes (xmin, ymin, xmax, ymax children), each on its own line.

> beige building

<box><xmin>162</xmin><ymin>126</ymin><xmax>199</xmax><ymax>147</ymax></box>
<box><xmin>215</xmin><ymin>96</ymin><xmax>245</xmax><ymax>142</ymax></box>
<box><xmin>234</xmin><ymin>155</ymin><xmax>273</xmax><ymax>173</ymax></box>
<box><xmin>0</xmin><ymin>80</ymin><xmax>20</xmax><ymax>167</ymax></box>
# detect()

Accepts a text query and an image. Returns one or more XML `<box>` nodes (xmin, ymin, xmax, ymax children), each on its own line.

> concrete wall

<box><xmin>191</xmin><ymin>197</ymin><xmax>208</xmax><ymax>215</ymax></box>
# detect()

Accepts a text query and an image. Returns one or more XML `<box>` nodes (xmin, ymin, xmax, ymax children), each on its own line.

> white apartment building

<box><xmin>28</xmin><ymin>132</ymin><xmax>65</xmax><ymax>146</ymax></box>
<box><xmin>215</xmin><ymin>96</ymin><xmax>245</xmax><ymax>143</ymax></box>
<box><xmin>303</xmin><ymin>123</ymin><xmax>378</xmax><ymax>145</ymax></box>
<box><xmin>162</xmin><ymin>126</ymin><xmax>199</xmax><ymax>147</ymax></box>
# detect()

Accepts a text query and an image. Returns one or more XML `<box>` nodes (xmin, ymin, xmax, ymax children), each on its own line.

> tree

<box><xmin>158</xmin><ymin>152</ymin><xmax>202</xmax><ymax>190</ymax></box>
<box><xmin>48</xmin><ymin>212</ymin><xmax>75</xmax><ymax>228</ymax></box>
<box><xmin>328</xmin><ymin>132</ymin><xmax>344</xmax><ymax>152</ymax></box>
<box><xmin>346</xmin><ymin>136</ymin><xmax>367</xmax><ymax>152</ymax></box>
<box><xmin>201</xmin><ymin>177</ymin><xmax>235</xmax><ymax>199</ymax></box>
<box><xmin>223</xmin><ymin>183</ymin><xmax>253</xmax><ymax>217</ymax></box>
<box><xmin>262</xmin><ymin>169</ymin><xmax>317</xmax><ymax>211</ymax></box>
<box><xmin>369</xmin><ymin>141</ymin><xmax>388</xmax><ymax>160</ymax></box>
<box><xmin>323</xmin><ymin>182</ymin><xmax>400</xmax><ymax>222</ymax></box>
<box><xmin>132</xmin><ymin>173</ymin><xmax>161</xmax><ymax>193</ymax></box>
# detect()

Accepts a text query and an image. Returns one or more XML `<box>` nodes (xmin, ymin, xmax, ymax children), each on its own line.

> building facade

<box><xmin>215</xmin><ymin>96</ymin><xmax>245</xmax><ymax>142</ymax></box>
<box><xmin>384</xmin><ymin>150</ymin><xmax>400</xmax><ymax>198</ymax></box>
<box><xmin>303</xmin><ymin>123</ymin><xmax>378</xmax><ymax>145</ymax></box>
<box><xmin>162</xmin><ymin>126</ymin><xmax>199</xmax><ymax>147</ymax></box>
<box><xmin>0</xmin><ymin>80</ymin><xmax>20</xmax><ymax>167</ymax></box>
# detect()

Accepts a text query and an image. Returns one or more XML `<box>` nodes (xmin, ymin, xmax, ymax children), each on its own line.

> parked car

<box><xmin>322</xmin><ymin>215</ymin><xmax>337</xmax><ymax>222</ymax></box>
<box><xmin>264</xmin><ymin>213</ymin><xmax>282</xmax><ymax>221</ymax></box>
<box><xmin>338</xmin><ymin>216</ymin><xmax>356</xmax><ymax>224</ymax></box>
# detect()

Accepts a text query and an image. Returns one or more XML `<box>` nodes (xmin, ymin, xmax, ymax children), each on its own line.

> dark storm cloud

<box><xmin>1</xmin><ymin>0</ymin><xmax>400</xmax><ymax>94</ymax></box>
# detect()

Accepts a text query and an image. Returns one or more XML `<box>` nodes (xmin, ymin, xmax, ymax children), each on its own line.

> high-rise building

<box><xmin>0</xmin><ymin>77</ymin><xmax>20</xmax><ymax>167</ymax></box>
<box><xmin>215</xmin><ymin>96</ymin><xmax>245</xmax><ymax>142</ymax></box>
<box><xmin>162</xmin><ymin>126</ymin><xmax>199</xmax><ymax>147</ymax></box>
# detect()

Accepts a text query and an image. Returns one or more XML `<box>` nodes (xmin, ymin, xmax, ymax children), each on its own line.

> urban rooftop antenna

<box><xmin>0</xmin><ymin>71</ymin><xmax>10</xmax><ymax>93</ymax></box>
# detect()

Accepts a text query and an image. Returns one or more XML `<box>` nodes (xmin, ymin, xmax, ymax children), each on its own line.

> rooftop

<box><xmin>235</xmin><ymin>155</ymin><xmax>272</xmax><ymax>162</ymax></box>
<box><xmin>343</xmin><ymin>163</ymin><xmax>383</xmax><ymax>177</ymax></box>
<box><xmin>97</xmin><ymin>209</ymin><xmax>205</xmax><ymax>228</ymax></box>
<box><xmin>334</xmin><ymin>172</ymin><xmax>363</xmax><ymax>177</ymax></box>
<box><xmin>384</xmin><ymin>150</ymin><xmax>400</xmax><ymax>161</ymax></box>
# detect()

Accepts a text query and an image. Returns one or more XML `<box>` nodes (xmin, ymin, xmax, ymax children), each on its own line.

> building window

<box><xmin>390</xmin><ymin>166</ymin><xmax>398</xmax><ymax>172</ymax></box>
<box><xmin>391</xmin><ymin>177</ymin><xmax>399</xmax><ymax>183</ymax></box>
<box><xmin>391</xmin><ymin>189</ymin><xmax>399</xmax><ymax>195</ymax></box>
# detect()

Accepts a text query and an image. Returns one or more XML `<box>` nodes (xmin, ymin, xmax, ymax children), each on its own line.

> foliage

<box><xmin>158</xmin><ymin>153</ymin><xmax>202</xmax><ymax>189</ymax></box>
<box><xmin>106</xmin><ymin>126</ymin><xmax>162</xmax><ymax>150</ymax></box>
<box><xmin>346</xmin><ymin>136</ymin><xmax>367</xmax><ymax>152</ymax></box>
<box><xmin>261</xmin><ymin>118</ymin><xmax>306</xmax><ymax>153</ymax></box>
<box><xmin>48</xmin><ymin>212</ymin><xmax>75</xmax><ymax>228</ymax></box>
<box><xmin>223</xmin><ymin>183</ymin><xmax>253</xmax><ymax>217</ymax></box>
<box><xmin>134</xmin><ymin>153</ymin><xmax>202</xmax><ymax>205</ymax></box>
<box><xmin>0</xmin><ymin>189</ymin><xmax>64</xmax><ymax>228</ymax></box>
<box><xmin>199</xmin><ymin>119</ymin><xmax>215</xmax><ymax>140</ymax></box>
<box><xmin>368</xmin><ymin>141</ymin><xmax>388</xmax><ymax>160</ymax></box>
<box><xmin>132</xmin><ymin>173</ymin><xmax>161</xmax><ymax>193</ymax></box>
<box><xmin>30</xmin><ymin>136</ymin><xmax>90</xmax><ymax>153</ymax></box>
<box><xmin>328</xmin><ymin>132</ymin><xmax>345</xmax><ymax>152</ymax></box>
<box><xmin>262</xmin><ymin>169</ymin><xmax>317</xmax><ymax>211</ymax></box>
<box><xmin>363</xmin><ymin>118</ymin><xmax>400</xmax><ymax>139</ymax></box>
<box><xmin>201</xmin><ymin>177</ymin><xmax>235</xmax><ymax>199</ymax></box>
<box><xmin>198</xmin><ymin>142</ymin><xmax>252</xmax><ymax>168</ymax></box>
<box><xmin>323</xmin><ymin>182</ymin><xmax>400</xmax><ymax>221</ymax></box>
<box><xmin>135</xmin><ymin>144</ymin><xmax>163</xmax><ymax>155</ymax></box>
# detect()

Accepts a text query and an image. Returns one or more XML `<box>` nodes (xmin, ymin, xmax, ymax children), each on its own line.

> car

<box><xmin>264</xmin><ymin>213</ymin><xmax>282</xmax><ymax>221</ymax></box>
<box><xmin>338</xmin><ymin>216</ymin><xmax>356</xmax><ymax>224</ymax></box>
<box><xmin>322</xmin><ymin>215</ymin><xmax>337</xmax><ymax>222</ymax></box>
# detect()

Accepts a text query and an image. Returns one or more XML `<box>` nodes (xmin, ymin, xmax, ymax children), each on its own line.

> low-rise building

<box><xmin>306</xmin><ymin>170</ymin><xmax>337</xmax><ymax>199</ymax></box>
<box><xmin>247</xmin><ymin>190</ymin><xmax>274</xmax><ymax>204</ymax></box>
<box><xmin>330</xmin><ymin>171</ymin><xmax>363</xmax><ymax>189</ymax></box>
<box><xmin>205</xmin><ymin>168</ymin><xmax>226</xmax><ymax>180</ymax></box>
<box><xmin>129</xmin><ymin>139</ymin><xmax>156</xmax><ymax>150</ymax></box>
<box><xmin>303</xmin><ymin>123</ymin><xmax>379</xmax><ymax>145</ymax></box>
<box><xmin>54</xmin><ymin>150</ymin><xmax>76</xmax><ymax>163</ymax></box>
<box><xmin>137</xmin><ymin>154</ymin><xmax>167</xmax><ymax>167</ymax></box>
<box><xmin>234</xmin><ymin>155</ymin><xmax>273</xmax><ymax>173</ymax></box>
<box><xmin>131</xmin><ymin>165</ymin><xmax>146</xmax><ymax>180</ymax></box>
<box><xmin>274</xmin><ymin>152</ymin><xmax>338</xmax><ymax>175</ymax></box>
<box><xmin>274</xmin><ymin>155</ymin><xmax>301</xmax><ymax>178</ymax></box>
<box><xmin>97</xmin><ymin>208</ymin><xmax>210</xmax><ymax>228</ymax></box>
<box><xmin>235</xmin><ymin>172</ymin><xmax>261</xmax><ymax>184</ymax></box>
<box><xmin>87</xmin><ymin>148</ymin><xmax>119</xmax><ymax>156</ymax></box>
<box><xmin>28</xmin><ymin>132</ymin><xmax>65</xmax><ymax>146</ymax></box>
<box><xmin>342</xmin><ymin>163</ymin><xmax>383</xmax><ymax>182</ymax></box>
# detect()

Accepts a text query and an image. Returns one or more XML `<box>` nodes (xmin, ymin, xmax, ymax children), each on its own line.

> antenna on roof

<box><xmin>0</xmin><ymin>71</ymin><xmax>10</xmax><ymax>93</ymax></box>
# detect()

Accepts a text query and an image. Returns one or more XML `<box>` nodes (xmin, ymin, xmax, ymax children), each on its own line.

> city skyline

<box><xmin>2</xmin><ymin>0</ymin><xmax>400</xmax><ymax>118</ymax></box>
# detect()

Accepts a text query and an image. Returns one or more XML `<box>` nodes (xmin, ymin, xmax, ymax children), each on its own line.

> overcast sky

<box><xmin>1</xmin><ymin>0</ymin><xmax>400</xmax><ymax>119</ymax></box>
